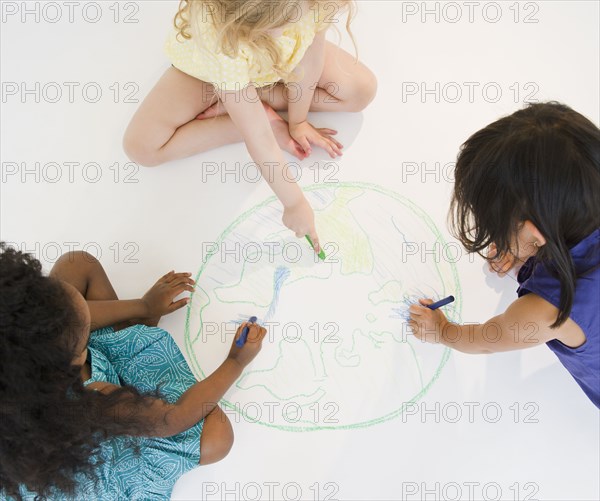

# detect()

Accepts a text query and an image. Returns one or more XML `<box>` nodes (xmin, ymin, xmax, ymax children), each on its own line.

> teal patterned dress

<box><xmin>18</xmin><ymin>324</ymin><xmax>204</xmax><ymax>501</ymax></box>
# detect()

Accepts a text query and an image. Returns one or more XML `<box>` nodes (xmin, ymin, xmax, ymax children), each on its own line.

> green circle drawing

<box><xmin>184</xmin><ymin>182</ymin><xmax>461</xmax><ymax>431</ymax></box>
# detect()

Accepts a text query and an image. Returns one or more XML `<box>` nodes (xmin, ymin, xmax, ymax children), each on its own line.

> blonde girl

<box><xmin>123</xmin><ymin>0</ymin><xmax>377</xmax><ymax>251</ymax></box>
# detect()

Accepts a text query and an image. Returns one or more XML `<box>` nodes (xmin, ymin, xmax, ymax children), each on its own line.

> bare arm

<box><xmin>87</xmin><ymin>322</ymin><xmax>267</xmax><ymax>437</ymax></box>
<box><xmin>287</xmin><ymin>30</ymin><xmax>343</xmax><ymax>158</ymax></box>
<box><xmin>287</xmin><ymin>30</ymin><xmax>326</xmax><ymax>127</ymax></box>
<box><xmin>221</xmin><ymin>88</ymin><xmax>304</xmax><ymax>208</ymax></box>
<box><xmin>87</xmin><ymin>271</ymin><xmax>194</xmax><ymax>330</ymax></box>
<box><xmin>220</xmin><ymin>87</ymin><xmax>321</xmax><ymax>247</ymax></box>
<box><xmin>88</xmin><ymin>299</ymin><xmax>148</xmax><ymax>330</ymax></box>
<box><xmin>409</xmin><ymin>294</ymin><xmax>586</xmax><ymax>354</ymax></box>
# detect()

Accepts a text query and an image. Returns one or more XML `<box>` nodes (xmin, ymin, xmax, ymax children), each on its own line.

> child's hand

<box><xmin>288</xmin><ymin>120</ymin><xmax>343</xmax><ymax>158</ymax></box>
<box><xmin>487</xmin><ymin>243</ymin><xmax>517</xmax><ymax>276</ymax></box>
<box><xmin>282</xmin><ymin>197</ymin><xmax>322</xmax><ymax>253</ymax></box>
<box><xmin>227</xmin><ymin>322</ymin><xmax>267</xmax><ymax>368</ymax></box>
<box><xmin>141</xmin><ymin>271</ymin><xmax>195</xmax><ymax>317</ymax></box>
<box><xmin>408</xmin><ymin>299</ymin><xmax>449</xmax><ymax>344</ymax></box>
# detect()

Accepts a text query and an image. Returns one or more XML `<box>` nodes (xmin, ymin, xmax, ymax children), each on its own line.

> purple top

<box><xmin>517</xmin><ymin>229</ymin><xmax>600</xmax><ymax>408</ymax></box>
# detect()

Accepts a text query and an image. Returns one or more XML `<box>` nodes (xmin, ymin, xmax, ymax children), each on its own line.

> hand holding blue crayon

<box><xmin>407</xmin><ymin>295</ymin><xmax>454</xmax><ymax>343</ymax></box>
<box><xmin>228</xmin><ymin>316</ymin><xmax>267</xmax><ymax>368</ymax></box>
<box><xmin>236</xmin><ymin>316</ymin><xmax>258</xmax><ymax>347</ymax></box>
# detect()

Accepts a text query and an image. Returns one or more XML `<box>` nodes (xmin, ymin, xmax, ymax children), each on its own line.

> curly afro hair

<box><xmin>0</xmin><ymin>244</ymin><xmax>158</xmax><ymax>500</ymax></box>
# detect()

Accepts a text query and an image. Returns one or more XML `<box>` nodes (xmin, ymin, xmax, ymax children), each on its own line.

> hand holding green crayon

<box><xmin>306</xmin><ymin>235</ymin><xmax>326</xmax><ymax>261</ymax></box>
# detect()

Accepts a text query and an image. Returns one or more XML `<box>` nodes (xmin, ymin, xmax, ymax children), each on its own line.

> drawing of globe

<box><xmin>185</xmin><ymin>183</ymin><xmax>461</xmax><ymax>431</ymax></box>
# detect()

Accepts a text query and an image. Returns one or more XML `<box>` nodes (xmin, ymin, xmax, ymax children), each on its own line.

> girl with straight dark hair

<box><xmin>409</xmin><ymin>102</ymin><xmax>600</xmax><ymax>407</ymax></box>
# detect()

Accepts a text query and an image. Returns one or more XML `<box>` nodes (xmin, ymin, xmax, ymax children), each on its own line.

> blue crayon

<box><xmin>427</xmin><ymin>295</ymin><xmax>455</xmax><ymax>310</ymax></box>
<box><xmin>236</xmin><ymin>316</ymin><xmax>258</xmax><ymax>347</ymax></box>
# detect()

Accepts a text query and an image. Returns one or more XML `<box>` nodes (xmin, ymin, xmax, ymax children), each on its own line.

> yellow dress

<box><xmin>164</xmin><ymin>6</ymin><xmax>328</xmax><ymax>91</ymax></box>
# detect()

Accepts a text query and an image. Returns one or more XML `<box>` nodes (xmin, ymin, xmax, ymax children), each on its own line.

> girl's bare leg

<box><xmin>198</xmin><ymin>41</ymin><xmax>377</xmax><ymax>118</ymax></box>
<box><xmin>123</xmin><ymin>67</ymin><xmax>306</xmax><ymax>166</ymax></box>
<box><xmin>50</xmin><ymin>251</ymin><xmax>118</xmax><ymax>301</ymax></box>
<box><xmin>124</xmin><ymin>67</ymin><xmax>237</xmax><ymax>167</ymax></box>
<box><xmin>199</xmin><ymin>406</ymin><xmax>234</xmax><ymax>465</ymax></box>
<box><xmin>50</xmin><ymin>252</ymin><xmax>160</xmax><ymax>328</ymax></box>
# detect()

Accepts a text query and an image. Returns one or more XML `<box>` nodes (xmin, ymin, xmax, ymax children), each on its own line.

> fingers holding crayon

<box><xmin>228</xmin><ymin>321</ymin><xmax>267</xmax><ymax>368</ymax></box>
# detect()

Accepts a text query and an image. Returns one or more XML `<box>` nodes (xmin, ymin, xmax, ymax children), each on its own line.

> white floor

<box><xmin>1</xmin><ymin>1</ymin><xmax>599</xmax><ymax>500</ymax></box>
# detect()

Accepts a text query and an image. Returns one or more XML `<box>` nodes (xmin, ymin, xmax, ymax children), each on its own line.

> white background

<box><xmin>1</xmin><ymin>1</ymin><xmax>599</xmax><ymax>500</ymax></box>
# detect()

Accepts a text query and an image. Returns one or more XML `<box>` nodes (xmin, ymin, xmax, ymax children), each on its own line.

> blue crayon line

<box><xmin>264</xmin><ymin>266</ymin><xmax>290</xmax><ymax>322</ymax></box>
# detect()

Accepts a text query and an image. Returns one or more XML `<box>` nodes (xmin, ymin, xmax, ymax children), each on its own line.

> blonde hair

<box><xmin>174</xmin><ymin>0</ymin><xmax>356</xmax><ymax>83</ymax></box>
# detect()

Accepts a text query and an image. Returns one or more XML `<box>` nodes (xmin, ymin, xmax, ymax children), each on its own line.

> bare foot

<box><xmin>199</xmin><ymin>101</ymin><xmax>307</xmax><ymax>160</ymax></box>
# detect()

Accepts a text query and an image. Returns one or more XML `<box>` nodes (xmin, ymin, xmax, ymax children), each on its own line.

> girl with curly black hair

<box><xmin>0</xmin><ymin>247</ymin><xmax>266</xmax><ymax>500</ymax></box>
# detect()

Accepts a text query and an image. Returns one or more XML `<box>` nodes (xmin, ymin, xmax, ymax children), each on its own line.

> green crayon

<box><xmin>305</xmin><ymin>235</ymin><xmax>326</xmax><ymax>261</ymax></box>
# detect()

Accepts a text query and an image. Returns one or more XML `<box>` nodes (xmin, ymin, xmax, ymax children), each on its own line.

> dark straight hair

<box><xmin>451</xmin><ymin>102</ymin><xmax>600</xmax><ymax>327</ymax></box>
